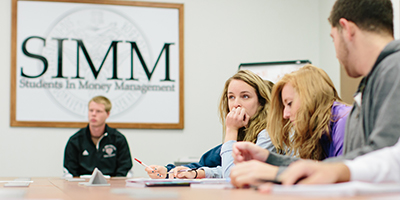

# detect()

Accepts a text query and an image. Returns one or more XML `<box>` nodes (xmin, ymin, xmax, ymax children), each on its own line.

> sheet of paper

<box><xmin>190</xmin><ymin>182</ymin><xmax>233</xmax><ymax>189</ymax></box>
<box><xmin>271</xmin><ymin>181</ymin><xmax>400</xmax><ymax>197</ymax></box>
<box><xmin>111</xmin><ymin>188</ymin><xmax>180</xmax><ymax>199</ymax></box>
<box><xmin>1</xmin><ymin>177</ymin><xmax>32</xmax><ymax>187</ymax></box>
<box><xmin>4</xmin><ymin>182</ymin><xmax>30</xmax><ymax>187</ymax></box>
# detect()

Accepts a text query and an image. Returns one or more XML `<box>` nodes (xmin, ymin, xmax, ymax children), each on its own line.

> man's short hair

<box><xmin>328</xmin><ymin>0</ymin><xmax>393</xmax><ymax>36</ymax></box>
<box><xmin>89</xmin><ymin>96</ymin><xmax>112</xmax><ymax>113</ymax></box>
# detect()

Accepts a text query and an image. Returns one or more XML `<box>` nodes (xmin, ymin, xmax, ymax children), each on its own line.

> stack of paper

<box><xmin>1</xmin><ymin>178</ymin><xmax>32</xmax><ymax>187</ymax></box>
<box><xmin>125</xmin><ymin>178</ymin><xmax>232</xmax><ymax>188</ymax></box>
<box><xmin>126</xmin><ymin>178</ymin><xmax>196</xmax><ymax>187</ymax></box>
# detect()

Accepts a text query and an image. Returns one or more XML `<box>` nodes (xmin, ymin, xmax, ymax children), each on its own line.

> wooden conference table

<box><xmin>0</xmin><ymin>177</ymin><xmax>398</xmax><ymax>200</ymax></box>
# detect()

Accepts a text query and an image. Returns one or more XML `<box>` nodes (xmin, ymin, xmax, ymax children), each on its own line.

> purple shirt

<box><xmin>320</xmin><ymin>102</ymin><xmax>352</xmax><ymax>158</ymax></box>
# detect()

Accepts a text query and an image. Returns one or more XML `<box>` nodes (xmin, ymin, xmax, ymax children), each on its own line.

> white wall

<box><xmin>318</xmin><ymin>0</ymin><xmax>340</xmax><ymax>93</ymax></box>
<box><xmin>393</xmin><ymin>0</ymin><xmax>400</xmax><ymax>39</ymax></box>
<box><xmin>0</xmin><ymin>0</ymin><xmax>347</xmax><ymax>178</ymax></box>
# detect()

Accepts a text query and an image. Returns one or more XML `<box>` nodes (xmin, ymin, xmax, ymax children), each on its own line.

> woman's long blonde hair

<box><xmin>267</xmin><ymin>64</ymin><xmax>344</xmax><ymax>160</ymax></box>
<box><xmin>219</xmin><ymin>70</ymin><xmax>272</xmax><ymax>143</ymax></box>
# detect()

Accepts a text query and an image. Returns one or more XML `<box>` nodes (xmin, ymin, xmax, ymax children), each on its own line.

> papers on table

<box><xmin>111</xmin><ymin>188</ymin><xmax>180</xmax><ymax>199</ymax></box>
<box><xmin>190</xmin><ymin>178</ymin><xmax>234</xmax><ymax>189</ymax></box>
<box><xmin>126</xmin><ymin>178</ymin><xmax>196</xmax><ymax>187</ymax></box>
<box><xmin>0</xmin><ymin>177</ymin><xmax>32</xmax><ymax>187</ymax></box>
<box><xmin>125</xmin><ymin>178</ymin><xmax>233</xmax><ymax>189</ymax></box>
<box><xmin>4</xmin><ymin>182</ymin><xmax>30</xmax><ymax>187</ymax></box>
<box><xmin>271</xmin><ymin>181</ymin><xmax>400</xmax><ymax>197</ymax></box>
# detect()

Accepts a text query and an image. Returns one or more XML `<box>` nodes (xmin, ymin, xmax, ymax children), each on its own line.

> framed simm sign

<box><xmin>10</xmin><ymin>0</ymin><xmax>184</xmax><ymax>129</ymax></box>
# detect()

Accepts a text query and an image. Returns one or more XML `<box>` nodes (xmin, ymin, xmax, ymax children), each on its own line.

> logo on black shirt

<box><xmin>103</xmin><ymin>144</ymin><xmax>116</xmax><ymax>158</ymax></box>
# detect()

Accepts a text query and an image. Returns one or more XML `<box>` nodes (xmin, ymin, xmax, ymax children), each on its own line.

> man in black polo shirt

<box><xmin>63</xmin><ymin>96</ymin><xmax>132</xmax><ymax>177</ymax></box>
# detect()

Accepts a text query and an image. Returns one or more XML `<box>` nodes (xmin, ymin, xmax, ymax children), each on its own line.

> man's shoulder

<box><xmin>379</xmin><ymin>52</ymin><xmax>400</xmax><ymax>70</ymax></box>
<box><xmin>68</xmin><ymin>127</ymin><xmax>87</xmax><ymax>140</ymax></box>
<box><xmin>367</xmin><ymin>47</ymin><xmax>400</xmax><ymax>88</ymax></box>
<box><xmin>375</xmin><ymin>41</ymin><xmax>400</xmax><ymax>73</ymax></box>
<box><xmin>105</xmin><ymin>124</ymin><xmax>126</xmax><ymax>137</ymax></box>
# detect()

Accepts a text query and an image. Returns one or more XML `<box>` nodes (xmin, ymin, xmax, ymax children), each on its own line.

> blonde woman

<box><xmin>268</xmin><ymin>64</ymin><xmax>350</xmax><ymax>160</ymax></box>
<box><xmin>145</xmin><ymin>70</ymin><xmax>275</xmax><ymax>179</ymax></box>
<box><xmin>229</xmin><ymin>65</ymin><xmax>351</xmax><ymax>187</ymax></box>
<box><xmin>220</xmin><ymin>70</ymin><xmax>276</xmax><ymax>178</ymax></box>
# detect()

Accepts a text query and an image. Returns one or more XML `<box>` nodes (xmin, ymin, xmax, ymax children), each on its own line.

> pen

<box><xmin>168</xmin><ymin>169</ymin><xmax>195</xmax><ymax>174</ymax></box>
<box><xmin>250</xmin><ymin>179</ymin><xmax>282</xmax><ymax>190</ymax></box>
<box><xmin>134</xmin><ymin>158</ymin><xmax>154</xmax><ymax>171</ymax></box>
<box><xmin>257</xmin><ymin>178</ymin><xmax>282</xmax><ymax>185</ymax></box>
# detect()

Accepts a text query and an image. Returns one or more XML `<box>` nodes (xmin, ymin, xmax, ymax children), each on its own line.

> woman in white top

<box><xmin>219</xmin><ymin>72</ymin><xmax>276</xmax><ymax>178</ymax></box>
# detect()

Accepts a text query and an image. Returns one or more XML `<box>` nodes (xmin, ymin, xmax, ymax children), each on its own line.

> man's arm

<box><xmin>344</xmin><ymin>138</ymin><xmax>400</xmax><ymax>183</ymax></box>
<box><xmin>279</xmin><ymin>138</ymin><xmax>400</xmax><ymax>185</ymax></box>
<box><xmin>198</xmin><ymin>144</ymin><xmax>222</xmax><ymax>167</ymax></box>
<box><xmin>278</xmin><ymin>161</ymin><xmax>350</xmax><ymax>185</ymax></box>
<box><xmin>165</xmin><ymin>164</ymin><xmax>177</xmax><ymax>172</ymax></box>
<box><xmin>265</xmin><ymin>152</ymin><xmax>300</xmax><ymax>166</ymax></box>
<box><xmin>64</xmin><ymin>139</ymin><xmax>80</xmax><ymax>177</ymax></box>
<box><xmin>115</xmin><ymin>135</ymin><xmax>133</xmax><ymax>177</ymax></box>
<box><xmin>179</xmin><ymin>144</ymin><xmax>222</xmax><ymax>170</ymax></box>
